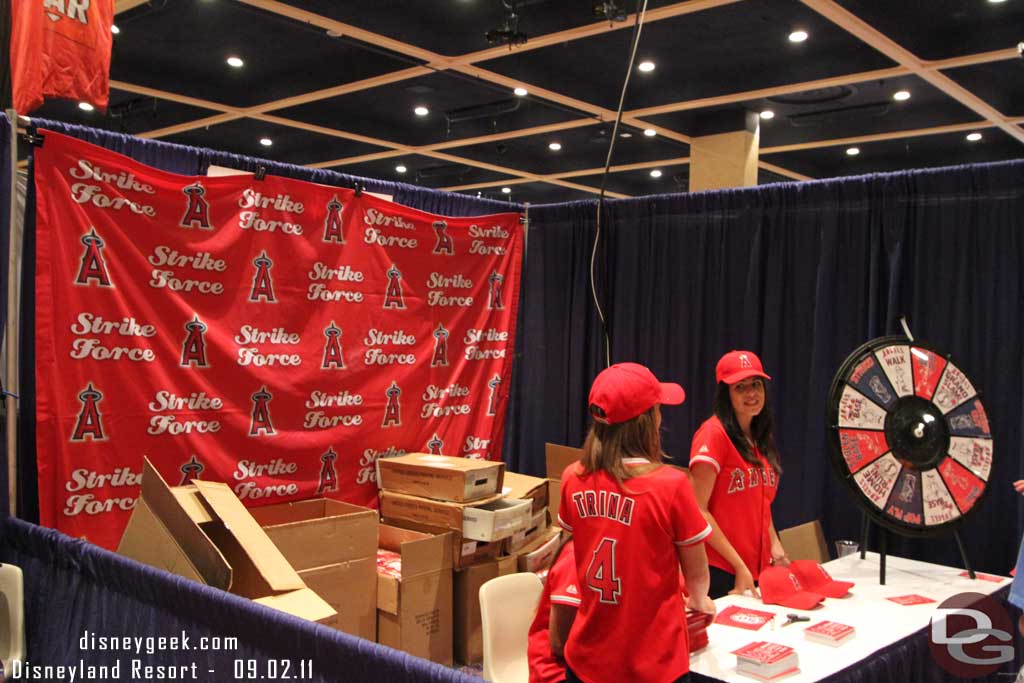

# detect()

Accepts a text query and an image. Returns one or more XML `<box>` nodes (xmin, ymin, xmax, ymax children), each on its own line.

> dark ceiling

<box><xmin>25</xmin><ymin>0</ymin><xmax>1024</xmax><ymax>205</ymax></box>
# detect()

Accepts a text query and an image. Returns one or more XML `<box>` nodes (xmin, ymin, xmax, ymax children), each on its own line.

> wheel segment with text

<box><xmin>826</xmin><ymin>336</ymin><xmax>993</xmax><ymax>537</ymax></box>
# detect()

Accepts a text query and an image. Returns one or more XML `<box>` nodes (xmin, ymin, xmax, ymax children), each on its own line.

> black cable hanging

<box><xmin>590</xmin><ymin>0</ymin><xmax>649</xmax><ymax>368</ymax></box>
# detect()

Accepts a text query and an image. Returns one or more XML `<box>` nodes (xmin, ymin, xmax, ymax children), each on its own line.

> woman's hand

<box><xmin>770</xmin><ymin>537</ymin><xmax>790</xmax><ymax>567</ymax></box>
<box><xmin>730</xmin><ymin>567</ymin><xmax>760</xmax><ymax>598</ymax></box>
<box><xmin>1013</xmin><ymin>480</ymin><xmax>1024</xmax><ymax>495</ymax></box>
<box><xmin>687</xmin><ymin>593</ymin><xmax>717</xmax><ymax>619</ymax></box>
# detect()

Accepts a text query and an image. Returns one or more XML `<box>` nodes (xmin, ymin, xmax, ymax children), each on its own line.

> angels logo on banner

<box><xmin>32</xmin><ymin>130</ymin><xmax>523</xmax><ymax>550</ymax></box>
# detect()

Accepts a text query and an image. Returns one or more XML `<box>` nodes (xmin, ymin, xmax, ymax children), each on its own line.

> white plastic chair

<box><xmin>480</xmin><ymin>572</ymin><xmax>543</xmax><ymax>683</ymax></box>
<box><xmin>0</xmin><ymin>562</ymin><xmax>25</xmax><ymax>681</ymax></box>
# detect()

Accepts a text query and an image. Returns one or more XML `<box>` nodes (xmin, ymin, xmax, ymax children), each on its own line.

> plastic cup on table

<box><xmin>835</xmin><ymin>540</ymin><xmax>859</xmax><ymax>558</ymax></box>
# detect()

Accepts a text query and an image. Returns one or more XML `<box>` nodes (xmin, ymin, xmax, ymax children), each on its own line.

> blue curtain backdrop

<box><xmin>0</xmin><ymin>113</ymin><xmax>11</xmax><ymax>518</ymax></box>
<box><xmin>513</xmin><ymin>162</ymin><xmax>1024</xmax><ymax>575</ymax></box>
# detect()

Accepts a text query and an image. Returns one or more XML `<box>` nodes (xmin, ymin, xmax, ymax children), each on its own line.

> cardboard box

<box><xmin>516</xmin><ymin>527</ymin><xmax>562</xmax><ymax>573</ymax></box>
<box><xmin>250</xmin><ymin>499</ymin><xmax>378</xmax><ymax>640</ymax></box>
<box><xmin>501</xmin><ymin>471</ymin><xmax>549</xmax><ymax>515</ymax></box>
<box><xmin>503</xmin><ymin>508</ymin><xmax>550</xmax><ymax>555</ymax></box>
<box><xmin>378</xmin><ymin>453</ymin><xmax>504</xmax><ymax>502</ymax></box>
<box><xmin>376</xmin><ymin>524</ymin><xmax>453</xmax><ymax>665</ymax></box>
<box><xmin>380</xmin><ymin>490</ymin><xmax>532</xmax><ymax>542</ymax></box>
<box><xmin>548</xmin><ymin>479</ymin><xmax>562</xmax><ymax>529</ymax></box>
<box><xmin>453</xmin><ymin>556</ymin><xmax>518</xmax><ymax>664</ymax></box>
<box><xmin>545</xmin><ymin>443</ymin><xmax>582</xmax><ymax>479</ymax></box>
<box><xmin>382</xmin><ymin>517</ymin><xmax>502</xmax><ymax>569</ymax></box>
<box><xmin>118</xmin><ymin>459</ymin><xmax>336</xmax><ymax>624</ymax></box>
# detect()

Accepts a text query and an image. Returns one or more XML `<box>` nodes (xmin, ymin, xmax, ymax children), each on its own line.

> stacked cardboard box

<box><xmin>378</xmin><ymin>454</ymin><xmax>533</xmax><ymax>569</ymax></box>
<box><xmin>250</xmin><ymin>499</ymin><xmax>378</xmax><ymax>640</ymax></box>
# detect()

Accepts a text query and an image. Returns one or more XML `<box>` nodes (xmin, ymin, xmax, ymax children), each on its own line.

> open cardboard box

<box><xmin>117</xmin><ymin>459</ymin><xmax>335</xmax><ymax>624</ymax></box>
<box><xmin>378</xmin><ymin>453</ymin><xmax>504</xmax><ymax>502</ymax></box>
<box><xmin>380</xmin><ymin>490</ymin><xmax>532</xmax><ymax>542</ymax></box>
<box><xmin>250</xmin><ymin>499</ymin><xmax>378</xmax><ymax>640</ymax></box>
<box><xmin>377</xmin><ymin>524</ymin><xmax>454</xmax><ymax>665</ymax></box>
<box><xmin>382</xmin><ymin>516</ymin><xmax>502</xmax><ymax>569</ymax></box>
<box><xmin>501</xmin><ymin>471</ymin><xmax>548</xmax><ymax>515</ymax></box>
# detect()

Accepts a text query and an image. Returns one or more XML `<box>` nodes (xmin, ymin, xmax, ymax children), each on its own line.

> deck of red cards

<box><xmin>804</xmin><ymin>620</ymin><xmax>856</xmax><ymax>646</ymax></box>
<box><xmin>732</xmin><ymin>641</ymin><xmax>800</xmax><ymax>681</ymax></box>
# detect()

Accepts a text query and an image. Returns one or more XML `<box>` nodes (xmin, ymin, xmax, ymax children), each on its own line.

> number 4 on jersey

<box><xmin>586</xmin><ymin>537</ymin><xmax>622</xmax><ymax>604</ymax></box>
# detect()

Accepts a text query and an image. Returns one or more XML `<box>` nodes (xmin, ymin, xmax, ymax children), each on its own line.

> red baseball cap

<box><xmin>789</xmin><ymin>560</ymin><xmax>854</xmax><ymax>598</ymax></box>
<box><xmin>716</xmin><ymin>350</ymin><xmax>772</xmax><ymax>385</ymax></box>
<box><xmin>758</xmin><ymin>566</ymin><xmax>824</xmax><ymax>610</ymax></box>
<box><xmin>588</xmin><ymin>363</ymin><xmax>685</xmax><ymax>425</ymax></box>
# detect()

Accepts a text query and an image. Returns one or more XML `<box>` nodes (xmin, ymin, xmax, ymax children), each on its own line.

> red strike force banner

<box><xmin>33</xmin><ymin>131</ymin><xmax>523</xmax><ymax>550</ymax></box>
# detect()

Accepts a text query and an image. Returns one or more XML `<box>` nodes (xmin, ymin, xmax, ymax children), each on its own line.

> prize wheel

<box><xmin>826</xmin><ymin>336</ymin><xmax>993</xmax><ymax>538</ymax></box>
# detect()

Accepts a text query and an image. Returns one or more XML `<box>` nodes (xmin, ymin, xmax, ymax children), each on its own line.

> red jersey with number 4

<box><xmin>528</xmin><ymin>542</ymin><xmax>580</xmax><ymax>683</ymax></box>
<box><xmin>689</xmin><ymin>416</ymin><xmax>779</xmax><ymax>578</ymax></box>
<box><xmin>558</xmin><ymin>459</ymin><xmax>711</xmax><ymax>683</ymax></box>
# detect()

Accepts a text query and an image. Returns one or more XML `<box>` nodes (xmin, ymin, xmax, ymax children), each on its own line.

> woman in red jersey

<box><xmin>527</xmin><ymin>537</ymin><xmax>578</xmax><ymax>683</ymax></box>
<box><xmin>558</xmin><ymin>362</ymin><xmax>714</xmax><ymax>683</ymax></box>
<box><xmin>689</xmin><ymin>350</ymin><xmax>786</xmax><ymax>599</ymax></box>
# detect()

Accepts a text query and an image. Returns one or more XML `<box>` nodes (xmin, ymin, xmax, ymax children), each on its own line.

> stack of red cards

<box><xmin>686</xmin><ymin>610</ymin><xmax>712</xmax><ymax>652</ymax></box>
<box><xmin>804</xmin><ymin>620</ymin><xmax>856</xmax><ymax>646</ymax></box>
<box><xmin>732</xmin><ymin>641</ymin><xmax>799</xmax><ymax>681</ymax></box>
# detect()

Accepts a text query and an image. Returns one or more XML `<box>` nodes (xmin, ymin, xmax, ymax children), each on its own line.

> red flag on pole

<box><xmin>10</xmin><ymin>0</ymin><xmax>115</xmax><ymax>114</ymax></box>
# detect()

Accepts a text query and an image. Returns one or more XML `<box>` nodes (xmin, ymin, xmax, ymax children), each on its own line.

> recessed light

<box><xmin>638</xmin><ymin>61</ymin><xmax>656</xmax><ymax>73</ymax></box>
<box><xmin>893</xmin><ymin>90</ymin><xmax>911</xmax><ymax>101</ymax></box>
<box><xmin>620</xmin><ymin>132</ymin><xmax>633</xmax><ymax>138</ymax></box>
<box><xmin>78</xmin><ymin>102</ymin><xmax>94</xmax><ymax>112</ymax></box>
<box><xmin>111</xmin><ymin>24</ymin><xmax>120</xmax><ymax>35</ymax></box>
<box><xmin>643</xmin><ymin>128</ymin><xmax>657</xmax><ymax>137</ymax></box>
<box><xmin>513</xmin><ymin>87</ymin><xmax>528</xmax><ymax>97</ymax></box>
<box><xmin>966</xmin><ymin>132</ymin><xmax>983</xmax><ymax>142</ymax></box>
<box><xmin>325</xmin><ymin>29</ymin><xmax>343</xmax><ymax>38</ymax></box>
<box><xmin>548</xmin><ymin>142</ymin><xmax>562</xmax><ymax>151</ymax></box>
<box><xmin>226</xmin><ymin>56</ymin><xmax>244</xmax><ymax>68</ymax></box>
<box><xmin>395</xmin><ymin>165</ymin><xmax>408</xmax><ymax>173</ymax></box>
<box><xmin>414</xmin><ymin>106</ymin><xmax>430</xmax><ymax>117</ymax></box>
<box><xmin>501</xmin><ymin>187</ymin><xmax>512</xmax><ymax>194</ymax></box>
<box><xmin>650</xmin><ymin>169</ymin><xmax>663</xmax><ymax>178</ymax></box>
<box><xmin>846</xmin><ymin>147</ymin><xmax>860</xmax><ymax>156</ymax></box>
<box><xmin>760</xmin><ymin>110</ymin><xmax>775</xmax><ymax>120</ymax></box>
<box><xmin>789</xmin><ymin>30</ymin><xmax>808</xmax><ymax>43</ymax></box>
<box><xmin>259</xmin><ymin>138</ymin><xmax>273</xmax><ymax>147</ymax></box>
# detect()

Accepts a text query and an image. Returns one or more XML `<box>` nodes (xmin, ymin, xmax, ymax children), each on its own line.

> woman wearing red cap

<box><xmin>558</xmin><ymin>362</ymin><xmax>714</xmax><ymax>683</ymax></box>
<box><xmin>689</xmin><ymin>350</ymin><xmax>786</xmax><ymax>599</ymax></box>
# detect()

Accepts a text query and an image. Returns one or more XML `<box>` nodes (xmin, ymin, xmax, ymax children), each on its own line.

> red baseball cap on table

<box><xmin>758</xmin><ymin>566</ymin><xmax>824</xmax><ymax>610</ymax></box>
<box><xmin>716</xmin><ymin>350</ymin><xmax>772</xmax><ymax>385</ymax></box>
<box><xmin>588</xmin><ymin>362</ymin><xmax>685</xmax><ymax>425</ymax></box>
<box><xmin>788</xmin><ymin>560</ymin><xmax>854</xmax><ymax>598</ymax></box>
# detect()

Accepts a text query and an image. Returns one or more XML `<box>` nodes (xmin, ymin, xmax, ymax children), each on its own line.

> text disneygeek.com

<box><xmin>4</xmin><ymin>630</ymin><xmax>315</xmax><ymax>681</ymax></box>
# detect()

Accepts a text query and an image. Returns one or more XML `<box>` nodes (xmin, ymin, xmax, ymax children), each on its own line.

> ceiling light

<box><xmin>259</xmin><ymin>138</ymin><xmax>273</xmax><ymax>147</ymax></box>
<box><xmin>988</xmin><ymin>0</ymin><xmax>1007</xmax><ymax>3</ymax></box>
<box><xmin>789</xmin><ymin>30</ymin><xmax>809</xmax><ymax>43</ymax></box>
<box><xmin>395</xmin><ymin>165</ymin><xmax>408</xmax><ymax>173</ymax></box>
<box><xmin>643</xmin><ymin>128</ymin><xmax>657</xmax><ymax>137</ymax></box>
<box><xmin>548</xmin><ymin>142</ymin><xmax>562</xmax><ymax>151</ymax></box>
<box><xmin>485</xmin><ymin>5</ymin><xmax>527</xmax><ymax>47</ymax></box>
<box><xmin>846</xmin><ymin>147</ymin><xmax>860</xmax><ymax>156</ymax></box>
<box><xmin>966</xmin><ymin>132</ymin><xmax>983</xmax><ymax>142</ymax></box>
<box><xmin>760</xmin><ymin>109</ymin><xmax>775</xmax><ymax>120</ymax></box>
<box><xmin>111</xmin><ymin>24</ymin><xmax>120</xmax><ymax>35</ymax></box>
<box><xmin>638</xmin><ymin>61</ymin><xmax>656</xmax><ymax>73</ymax></box>
<box><xmin>78</xmin><ymin>102</ymin><xmax>95</xmax><ymax>112</ymax></box>
<box><xmin>513</xmin><ymin>87</ymin><xmax>528</xmax><ymax>97</ymax></box>
<box><xmin>620</xmin><ymin>132</ymin><xmax>633</xmax><ymax>138</ymax></box>
<box><xmin>325</xmin><ymin>29</ymin><xmax>343</xmax><ymax>38</ymax></box>
<box><xmin>593</xmin><ymin>1</ymin><xmax>628</xmax><ymax>22</ymax></box>
<box><xmin>414</xmin><ymin>106</ymin><xmax>430</xmax><ymax>117</ymax></box>
<box><xmin>501</xmin><ymin>187</ymin><xmax>512</xmax><ymax>194</ymax></box>
<box><xmin>650</xmin><ymin>169</ymin><xmax>663</xmax><ymax>178</ymax></box>
<box><xmin>893</xmin><ymin>90</ymin><xmax>911</xmax><ymax>101</ymax></box>
<box><xmin>226</xmin><ymin>56</ymin><xmax>244</xmax><ymax>68</ymax></box>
